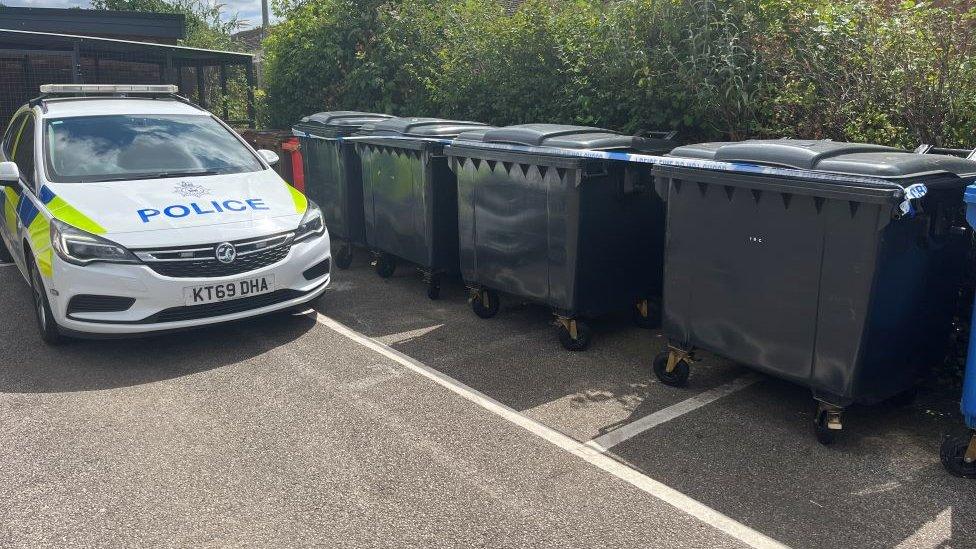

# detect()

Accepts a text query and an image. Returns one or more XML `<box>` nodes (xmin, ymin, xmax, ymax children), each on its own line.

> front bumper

<box><xmin>46</xmin><ymin>233</ymin><xmax>331</xmax><ymax>335</ymax></box>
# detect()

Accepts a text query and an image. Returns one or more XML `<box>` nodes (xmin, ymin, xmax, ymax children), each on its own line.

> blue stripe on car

<box><xmin>38</xmin><ymin>185</ymin><xmax>56</xmax><ymax>204</ymax></box>
<box><xmin>17</xmin><ymin>194</ymin><xmax>40</xmax><ymax>227</ymax></box>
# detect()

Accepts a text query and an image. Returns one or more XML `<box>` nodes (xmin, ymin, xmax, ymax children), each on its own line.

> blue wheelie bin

<box><xmin>943</xmin><ymin>183</ymin><xmax>976</xmax><ymax>478</ymax></box>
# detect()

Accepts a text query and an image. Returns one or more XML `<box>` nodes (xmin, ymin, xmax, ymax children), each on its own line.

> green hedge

<box><xmin>263</xmin><ymin>0</ymin><xmax>976</xmax><ymax>148</ymax></box>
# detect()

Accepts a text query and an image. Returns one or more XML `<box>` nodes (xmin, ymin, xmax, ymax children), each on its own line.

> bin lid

<box><xmin>295</xmin><ymin>111</ymin><xmax>393</xmax><ymax>132</ymax></box>
<box><xmin>362</xmin><ymin>117</ymin><xmax>490</xmax><ymax>138</ymax></box>
<box><xmin>456</xmin><ymin>123</ymin><xmax>674</xmax><ymax>152</ymax></box>
<box><xmin>668</xmin><ymin>139</ymin><xmax>976</xmax><ymax>180</ymax></box>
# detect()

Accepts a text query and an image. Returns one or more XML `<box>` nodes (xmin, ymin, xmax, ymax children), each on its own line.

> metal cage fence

<box><xmin>0</xmin><ymin>29</ymin><xmax>254</xmax><ymax>130</ymax></box>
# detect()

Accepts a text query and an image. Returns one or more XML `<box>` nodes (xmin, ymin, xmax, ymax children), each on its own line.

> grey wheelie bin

<box><xmin>444</xmin><ymin>124</ymin><xmax>677</xmax><ymax>351</ymax></box>
<box><xmin>355</xmin><ymin>117</ymin><xmax>491</xmax><ymax>299</ymax></box>
<box><xmin>293</xmin><ymin>111</ymin><xmax>393</xmax><ymax>269</ymax></box>
<box><xmin>651</xmin><ymin>139</ymin><xmax>976</xmax><ymax>443</ymax></box>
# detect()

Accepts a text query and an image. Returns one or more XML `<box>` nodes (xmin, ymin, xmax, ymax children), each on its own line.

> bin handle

<box><xmin>635</xmin><ymin>130</ymin><xmax>678</xmax><ymax>141</ymax></box>
<box><xmin>582</xmin><ymin>162</ymin><xmax>609</xmax><ymax>179</ymax></box>
<box><xmin>913</xmin><ymin>196</ymin><xmax>967</xmax><ymax>250</ymax></box>
<box><xmin>915</xmin><ymin>143</ymin><xmax>976</xmax><ymax>160</ymax></box>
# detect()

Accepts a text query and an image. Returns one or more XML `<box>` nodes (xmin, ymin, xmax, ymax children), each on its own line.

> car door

<box><xmin>5</xmin><ymin>112</ymin><xmax>38</xmax><ymax>272</ymax></box>
<box><xmin>0</xmin><ymin>113</ymin><xmax>27</xmax><ymax>265</ymax></box>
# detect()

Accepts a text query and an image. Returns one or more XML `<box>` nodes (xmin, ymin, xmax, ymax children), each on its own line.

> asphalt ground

<box><xmin>1</xmin><ymin>255</ymin><xmax>974</xmax><ymax>548</ymax></box>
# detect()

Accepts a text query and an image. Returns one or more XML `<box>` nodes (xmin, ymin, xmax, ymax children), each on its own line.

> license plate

<box><xmin>184</xmin><ymin>275</ymin><xmax>275</xmax><ymax>306</ymax></box>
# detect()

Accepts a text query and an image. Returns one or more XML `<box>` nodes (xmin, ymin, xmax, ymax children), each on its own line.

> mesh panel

<box><xmin>0</xmin><ymin>51</ymin><xmax>73</xmax><ymax>123</ymax></box>
<box><xmin>0</xmin><ymin>38</ymin><xmax>253</xmax><ymax>130</ymax></box>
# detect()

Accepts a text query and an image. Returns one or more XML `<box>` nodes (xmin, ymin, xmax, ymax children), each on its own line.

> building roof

<box><xmin>0</xmin><ymin>6</ymin><xmax>185</xmax><ymax>44</ymax></box>
<box><xmin>0</xmin><ymin>28</ymin><xmax>252</xmax><ymax>65</ymax></box>
<box><xmin>232</xmin><ymin>27</ymin><xmax>265</xmax><ymax>52</ymax></box>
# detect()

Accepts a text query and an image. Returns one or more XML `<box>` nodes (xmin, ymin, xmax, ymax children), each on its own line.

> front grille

<box><xmin>134</xmin><ymin>233</ymin><xmax>293</xmax><ymax>278</ymax></box>
<box><xmin>146</xmin><ymin>246</ymin><xmax>290</xmax><ymax>278</ymax></box>
<box><xmin>67</xmin><ymin>294</ymin><xmax>136</xmax><ymax>315</ymax></box>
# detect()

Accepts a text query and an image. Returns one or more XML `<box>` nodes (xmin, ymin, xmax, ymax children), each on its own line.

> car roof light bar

<box><xmin>39</xmin><ymin>84</ymin><xmax>179</xmax><ymax>95</ymax></box>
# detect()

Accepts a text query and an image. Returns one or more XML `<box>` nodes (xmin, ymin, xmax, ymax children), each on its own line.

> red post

<box><xmin>282</xmin><ymin>138</ymin><xmax>305</xmax><ymax>192</ymax></box>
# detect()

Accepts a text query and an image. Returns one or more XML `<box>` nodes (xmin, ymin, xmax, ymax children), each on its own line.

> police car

<box><xmin>0</xmin><ymin>85</ymin><xmax>331</xmax><ymax>343</ymax></box>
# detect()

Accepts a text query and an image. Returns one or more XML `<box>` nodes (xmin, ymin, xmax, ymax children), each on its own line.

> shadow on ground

<box><xmin>323</xmin><ymin>256</ymin><xmax>975</xmax><ymax>549</ymax></box>
<box><xmin>0</xmin><ymin>270</ymin><xmax>318</xmax><ymax>393</ymax></box>
<box><xmin>321</xmin><ymin>256</ymin><xmax>748</xmax><ymax>439</ymax></box>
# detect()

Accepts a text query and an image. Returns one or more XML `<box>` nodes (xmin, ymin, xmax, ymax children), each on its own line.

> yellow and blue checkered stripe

<box><xmin>5</xmin><ymin>186</ymin><xmax>105</xmax><ymax>277</ymax></box>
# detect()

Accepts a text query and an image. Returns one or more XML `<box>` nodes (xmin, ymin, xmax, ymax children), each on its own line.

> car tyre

<box><xmin>27</xmin><ymin>252</ymin><xmax>63</xmax><ymax>346</ymax></box>
<box><xmin>0</xmin><ymin>235</ymin><xmax>12</xmax><ymax>263</ymax></box>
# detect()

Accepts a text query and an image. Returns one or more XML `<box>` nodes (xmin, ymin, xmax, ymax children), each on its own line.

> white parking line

<box><xmin>377</xmin><ymin>323</ymin><xmax>444</xmax><ymax>345</ymax></box>
<box><xmin>311</xmin><ymin>312</ymin><xmax>790</xmax><ymax>549</ymax></box>
<box><xmin>585</xmin><ymin>374</ymin><xmax>762</xmax><ymax>452</ymax></box>
<box><xmin>894</xmin><ymin>507</ymin><xmax>952</xmax><ymax>549</ymax></box>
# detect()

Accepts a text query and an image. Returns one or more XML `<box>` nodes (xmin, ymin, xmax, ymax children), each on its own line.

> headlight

<box><xmin>293</xmin><ymin>201</ymin><xmax>325</xmax><ymax>243</ymax></box>
<box><xmin>50</xmin><ymin>219</ymin><xmax>140</xmax><ymax>265</ymax></box>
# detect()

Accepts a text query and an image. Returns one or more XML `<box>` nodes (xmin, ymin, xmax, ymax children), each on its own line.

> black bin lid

<box><xmin>362</xmin><ymin>117</ymin><xmax>491</xmax><ymax>138</ymax></box>
<box><xmin>669</xmin><ymin>139</ymin><xmax>976</xmax><ymax>180</ymax></box>
<box><xmin>294</xmin><ymin>111</ymin><xmax>393</xmax><ymax>133</ymax></box>
<box><xmin>457</xmin><ymin>123</ymin><xmax>674</xmax><ymax>153</ymax></box>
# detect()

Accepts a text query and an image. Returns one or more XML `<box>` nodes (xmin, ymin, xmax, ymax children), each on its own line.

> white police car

<box><xmin>0</xmin><ymin>85</ymin><xmax>331</xmax><ymax>343</ymax></box>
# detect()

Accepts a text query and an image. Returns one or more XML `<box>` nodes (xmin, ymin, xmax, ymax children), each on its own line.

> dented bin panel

<box><xmin>293</xmin><ymin>111</ymin><xmax>392</xmax><ymax>245</ymax></box>
<box><xmin>447</xmin><ymin>124</ymin><xmax>674</xmax><ymax>317</ymax></box>
<box><xmin>356</xmin><ymin>117</ymin><xmax>491</xmax><ymax>272</ymax></box>
<box><xmin>658</xmin><ymin>139</ymin><xmax>976</xmax><ymax>404</ymax></box>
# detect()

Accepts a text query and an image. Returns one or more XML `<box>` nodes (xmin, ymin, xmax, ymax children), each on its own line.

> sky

<box><xmin>2</xmin><ymin>0</ymin><xmax>270</xmax><ymax>30</ymax></box>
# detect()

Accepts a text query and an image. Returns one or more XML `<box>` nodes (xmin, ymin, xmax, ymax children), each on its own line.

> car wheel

<box><xmin>0</xmin><ymin>235</ymin><xmax>13</xmax><ymax>263</ymax></box>
<box><xmin>27</xmin><ymin>253</ymin><xmax>63</xmax><ymax>345</ymax></box>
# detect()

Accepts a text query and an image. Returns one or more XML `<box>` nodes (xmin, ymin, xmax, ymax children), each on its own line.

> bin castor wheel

<box><xmin>334</xmin><ymin>245</ymin><xmax>353</xmax><ymax>270</ymax></box>
<box><xmin>653</xmin><ymin>350</ymin><xmax>690</xmax><ymax>387</ymax></box>
<box><xmin>814</xmin><ymin>404</ymin><xmax>843</xmax><ymax>445</ymax></box>
<box><xmin>471</xmin><ymin>288</ymin><xmax>500</xmax><ymax>319</ymax></box>
<box><xmin>427</xmin><ymin>277</ymin><xmax>441</xmax><ymax>300</ymax></box>
<box><xmin>633</xmin><ymin>298</ymin><xmax>662</xmax><ymax>329</ymax></box>
<box><xmin>557</xmin><ymin>319</ymin><xmax>592</xmax><ymax>352</ymax></box>
<box><xmin>373</xmin><ymin>253</ymin><xmax>396</xmax><ymax>278</ymax></box>
<box><xmin>941</xmin><ymin>432</ymin><xmax>976</xmax><ymax>478</ymax></box>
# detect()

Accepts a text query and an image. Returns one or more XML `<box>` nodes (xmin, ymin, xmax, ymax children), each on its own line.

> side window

<box><xmin>13</xmin><ymin>116</ymin><xmax>35</xmax><ymax>187</ymax></box>
<box><xmin>2</xmin><ymin>114</ymin><xmax>24</xmax><ymax>160</ymax></box>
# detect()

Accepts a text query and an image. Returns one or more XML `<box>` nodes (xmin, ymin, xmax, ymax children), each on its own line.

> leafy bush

<box><xmin>262</xmin><ymin>0</ymin><xmax>976</xmax><ymax>149</ymax></box>
<box><xmin>91</xmin><ymin>0</ymin><xmax>243</xmax><ymax>50</ymax></box>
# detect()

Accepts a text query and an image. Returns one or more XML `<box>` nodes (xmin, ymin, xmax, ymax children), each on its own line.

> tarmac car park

<box><xmin>0</xmin><ymin>85</ymin><xmax>331</xmax><ymax>343</ymax></box>
<box><xmin>1</xmin><ymin>86</ymin><xmax>974</xmax><ymax>549</ymax></box>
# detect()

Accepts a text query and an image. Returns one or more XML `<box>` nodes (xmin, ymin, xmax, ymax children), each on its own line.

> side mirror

<box><xmin>257</xmin><ymin>149</ymin><xmax>280</xmax><ymax>166</ymax></box>
<box><xmin>0</xmin><ymin>161</ymin><xmax>19</xmax><ymax>185</ymax></box>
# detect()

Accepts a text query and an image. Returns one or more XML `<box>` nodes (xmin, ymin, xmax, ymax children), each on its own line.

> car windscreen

<box><xmin>44</xmin><ymin>114</ymin><xmax>264</xmax><ymax>183</ymax></box>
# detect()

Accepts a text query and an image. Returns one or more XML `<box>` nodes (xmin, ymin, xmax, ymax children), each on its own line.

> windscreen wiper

<box><xmin>91</xmin><ymin>169</ymin><xmax>223</xmax><ymax>182</ymax></box>
<box><xmin>148</xmin><ymin>169</ymin><xmax>221</xmax><ymax>179</ymax></box>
